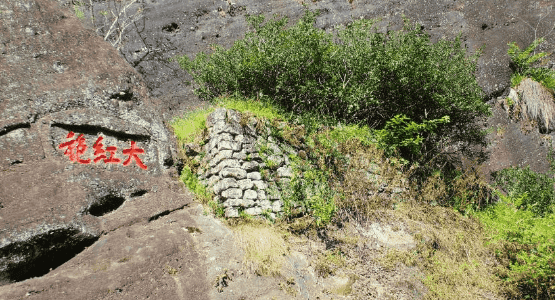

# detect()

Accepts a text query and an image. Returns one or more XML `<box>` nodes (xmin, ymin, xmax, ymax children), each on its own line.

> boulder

<box><xmin>516</xmin><ymin>78</ymin><xmax>555</xmax><ymax>134</ymax></box>
<box><xmin>0</xmin><ymin>0</ymin><xmax>206</xmax><ymax>295</ymax></box>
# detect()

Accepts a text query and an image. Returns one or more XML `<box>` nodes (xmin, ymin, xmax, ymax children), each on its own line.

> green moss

<box><xmin>171</xmin><ymin>105</ymin><xmax>214</xmax><ymax>144</ymax></box>
<box><xmin>214</xmin><ymin>96</ymin><xmax>285</xmax><ymax>121</ymax></box>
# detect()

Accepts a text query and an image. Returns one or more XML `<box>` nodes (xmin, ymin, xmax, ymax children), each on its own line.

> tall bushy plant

<box><xmin>173</xmin><ymin>9</ymin><xmax>490</xmax><ymax>163</ymax></box>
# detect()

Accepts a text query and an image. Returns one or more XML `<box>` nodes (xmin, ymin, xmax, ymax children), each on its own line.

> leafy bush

<box><xmin>507</xmin><ymin>37</ymin><xmax>555</xmax><ymax>90</ymax></box>
<box><xmin>283</xmin><ymin>165</ymin><xmax>337</xmax><ymax>227</ymax></box>
<box><xmin>374</xmin><ymin>114</ymin><xmax>450</xmax><ymax>158</ymax></box>
<box><xmin>474</xmin><ymin>193</ymin><xmax>555</xmax><ymax>299</ymax></box>
<box><xmin>484</xmin><ymin>165</ymin><xmax>555</xmax><ymax>298</ymax></box>
<box><xmin>493</xmin><ymin>166</ymin><xmax>555</xmax><ymax>217</ymax></box>
<box><xmin>173</xmin><ymin>9</ymin><xmax>490</xmax><ymax>164</ymax></box>
<box><xmin>179</xmin><ymin>166</ymin><xmax>212</xmax><ymax>205</ymax></box>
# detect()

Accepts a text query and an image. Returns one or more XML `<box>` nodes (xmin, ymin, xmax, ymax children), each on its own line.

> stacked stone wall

<box><xmin>195</xmin><ymin>108</ymin><xmax>295</xmax><ymax>218</ymax></box>
<box><xmin>188</xmin><ymin>107</ymin><xmax>409</xmax><ymax>219</ymax></box>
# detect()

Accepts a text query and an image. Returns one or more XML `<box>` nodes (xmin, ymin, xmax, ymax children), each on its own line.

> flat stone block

<box><xmin>217</xmin><ymin>140</ymin><xmax>233</xmax><ymax>151</ymax></box>
<box><xmin>221</xmin><ymin>188</ymin><xmax>243</xmax><ymax>199</ymax></box>
<box><xmin>223</xmin><ymin>198</ymin><xmax>243</xmax><ymax>207</ymax></box>
<box><xmin>220</xmin><ymin>167</ymin><xmax>247</xmax><ymax>179</ymax></box>
<box><xmin>260</xmin><ymin>200</ymin><xmax>272</xmax><ymax>210</ymax></box>
<box><xmin>225</xmin><ymin>207</ymin><xmax>239</xmax><ymax>218</ymax></box>
<box><xmin>213</xmin><ymin>178</ymin><xmax>238</xmax><ymax>194</ymax></box>
<box><xmin>213</xmin><ymin>158</ymin><xmax>241</xmax><ymax>174</ymax></box>
<box><xmin>247</xmin><ymin>172</ymin><xmax>262</xmax><ymax>181</ymax></box>
<box><xmin>238</xmin><ymin>179</ymin><xmax>253</xmax><ymax>190</ymax></box>
<box><xmin>207</xmin><ymin>175</ymin><xmax>221</xmax><ymax>186</ymax></box>
<box><xmin>213</xmin><ymin>121</ymin><xmax>242</xmax><ymax>136</ymax></box>
<box><xmin>235</xmin><ymin>134</ymin><xmax>256</xmax><ymax>144</ymax></box>
<box><xmin>244</xmin><ymin>189</ymin><xmax>257</xmax><ymax>200</ymax></box>
<box><xmin>272</xmin><ymin>200</ymin><xmax>282</xmax><ymax>212</ymax></box>
<box><xmin>244</xmin><ymin>207</ymin><xmax>262</xmax><ymax>216</ymax></box>
<box><xmin>232</xmin><ymin>151</ymin><xmax>247</xmax><ymax>160</ymax></box>
<box><xmin>242</xmin><ymin>143</ymin><xmax>255</xmax><ymax>153</ymax></box>
<box><xmin>210</xmin><ymin>150</ymin><xmax>233</xmax><ymax>167</ymax></box>
<box><xmin>242</xmin><ymin>161</ymin><xmax>259</xmax><ymax>172</ymax></box>
<box><xmin>256</xmin><ymin>190</ymin><xmax>267</xmax><ymax>200</ymax></box>
<box><xmin>241</xmin><ymin>199</ymin><xmax>255</xmax><ymax>208</ymax></box>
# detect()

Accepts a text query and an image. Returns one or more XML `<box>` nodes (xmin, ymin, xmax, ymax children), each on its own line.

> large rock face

<box><xmin>82</xmin><ymin>0</ymin><xmax>555</xmax><ymax>178</ymax></box>
<box><xmin>69</xmin><ymin>0</ymin><xmax>555</xmax><ymax>119</ymax></box>
<box><xmin>0</xmin><ymin>0</ymin><xmax>210</xmax><ymax>296</ymax></box>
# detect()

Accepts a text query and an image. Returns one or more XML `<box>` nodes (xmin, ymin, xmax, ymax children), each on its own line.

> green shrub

<box><xmin>283</xmin><ymin>166</ymin><xmax>337</xmax><ymax>227</ymax></box>
<box><xmin>493</xmin><ymin>166</ymin><xmax>555</xmax><ymax>217</ymax></box>
<box><xmin>374</xmin><ymin>114</ymin><xmax>450</xmax><ymax>158</ymax></box>
<box><xmin>73</xmin><ymin>2</ymin><xmax>85</xmax><ymax>20</ymax></box>
<box><xmin>173</xmin><ymin>9</ymin><xmax>490</xmax><ymax>164</ymax></box>
<box><xmin>416</xmin><ymin>163</ymin><xmax>497</xmax><ymax>215</ymax></box>
<box><xmin>473</xmin><ymin>193</ymin><xmax>555</xmax><ymax>299</ymax></box>
<box><xmin>507</xmin><ymin>37</ymin><xmax>555</xmax><ymax>90</ymax></box>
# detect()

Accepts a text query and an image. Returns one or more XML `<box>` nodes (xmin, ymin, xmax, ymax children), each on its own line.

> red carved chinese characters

<box><xmin>92</xmin><ymin>136</ymin><xmax>107</xmax><ymax>163</ymax></box>
<box><xmin>59</xmin><ymin>132</ymin><xmax>147</xmax><ymax>170</ymax></box>
<box><xmin>104</xmin><ymin>145</ymin><xmax>121</xmax><ymax>164</ymax></box>
<box><xmin>58</xmin><ymin>132</ymin><xmax>91</xmax><ymax>164</ymax></box>
<box><xmin>122</xmin><ymin>141</ymin><xmax>147</xmax><ymax>170</ymax></box>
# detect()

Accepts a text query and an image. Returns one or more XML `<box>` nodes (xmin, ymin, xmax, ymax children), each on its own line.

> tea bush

<box><xmin>173</xmin><ymin>9</ymin><xmax>490</xmax><ymax>164</ymax></box>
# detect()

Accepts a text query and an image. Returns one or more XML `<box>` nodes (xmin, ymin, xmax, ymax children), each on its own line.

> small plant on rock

<box><xmin>507</xmin><ymin>37</ymin><xmax>555</xmax><ymax>90</ymax></box>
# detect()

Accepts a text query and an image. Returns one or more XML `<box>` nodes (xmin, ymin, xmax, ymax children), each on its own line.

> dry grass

<box><xmin>516</xmin><ymin>77</ymin><xmax>555</xmax><ymax>132</ymax></box>
<box><xmin>389</xmin><ymin>200</ymin><xmax>512</xmax><ymax>299</ymax></box>
<box><xmin>334</xmin><ymin>139</ymin><xmax>408</xmax><ymax>222</ymax></box>
<box><xmin>233</xmin><ymin>221</ymin><xmax>290</xmax><ymax>277</ymax></box>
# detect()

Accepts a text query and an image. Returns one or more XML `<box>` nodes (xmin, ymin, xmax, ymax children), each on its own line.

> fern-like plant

<box><xmin>507</xmin><ymin>37</ymin><xmax>555</xmax><ymax>90</ymax></box>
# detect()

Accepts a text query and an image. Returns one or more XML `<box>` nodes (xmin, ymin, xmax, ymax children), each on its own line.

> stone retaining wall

<box><xmin>195</xmin><ymin>108</ymin><xmax>295</xmax><ymax>218</ymax></box>
<box><xmin>188</xmin><ymin>107</ymin><xmax>409</xmax><ymax>218</ymax></box>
